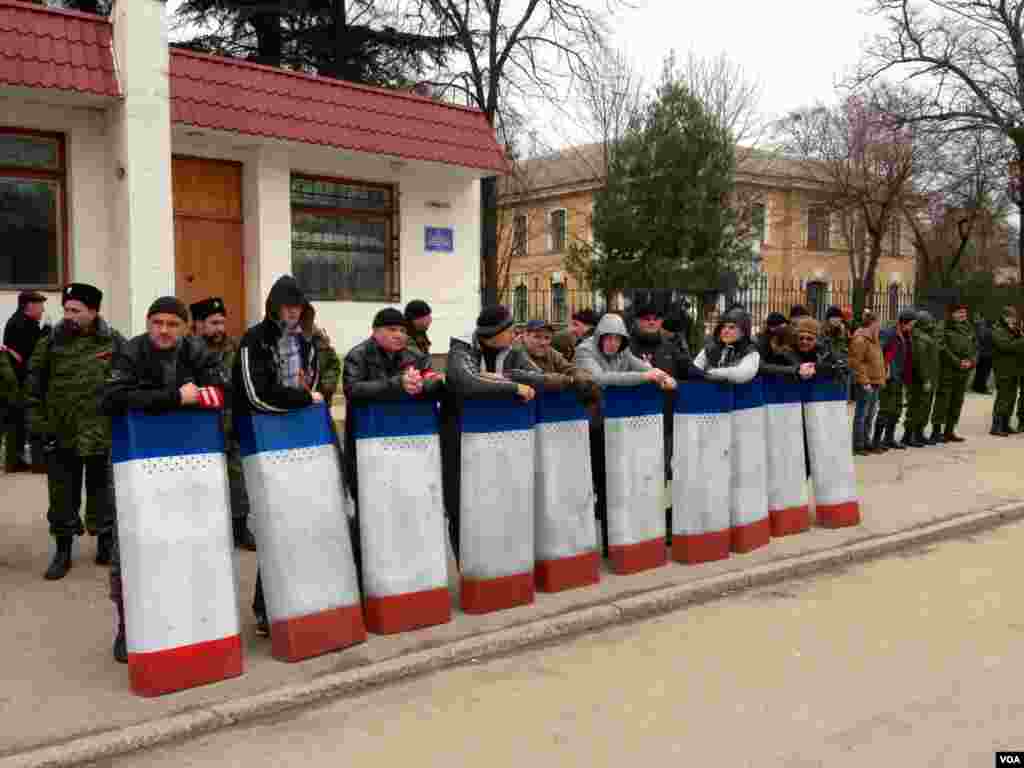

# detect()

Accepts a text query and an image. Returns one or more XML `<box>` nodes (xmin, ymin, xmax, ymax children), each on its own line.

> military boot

<box><xmin>870</xmin><ymin>422</ymin><xmax>888</xmax><ymax>453</ymax></box>
<box><xmin>906</xmin><ymin>429</ymin><xmax>926</xmax><ymax>448</ymax></box>
<box><xmin>883</xmin><ymin>424</ymin><xmax>905</xmax><ymax>450</ymax></box>
<box><xmin>991</xmin><ymin>415</ymin><xmax>1010</xmax><ymax>437</ymax></box>
<box><xmin>95</xmin><ymin>531</ymin><xmax>113</xmax><ymax>565</ymax></box>
<box><xmin>928</xmin><ymin>425</ymin><xmax>945</xmax><ymax>445</ymax></box>
<box><xmin>944</xmin><ymin>428</ymin><xmax>966</xmax><ymax>443</ymax></box>
<box><xmin>44</xmin><ymin>536</ymin><xmax>73</xmax><ymax>580</ymax></box>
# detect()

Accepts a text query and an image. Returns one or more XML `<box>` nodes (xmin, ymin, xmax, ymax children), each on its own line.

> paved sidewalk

<box><xmin>1</xmin><ymin>393</ymin><xmax>1021</xmax><ymax>759</ymax></box>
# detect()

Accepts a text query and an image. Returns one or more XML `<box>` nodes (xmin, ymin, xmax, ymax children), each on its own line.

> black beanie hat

<box><xmin>62</xmin><ymin>283</ymin><xmax>102</xmax><ymax>310</ymax></box>
<box><xmin>825</xmin><ymin>305</ymin><xmax>844</xmax><ymax>320</ymax></box>
<box><xmin>404</xmin><ymin>299</ymin><xmax>432</xmax><ymax>321</ymax></box>
<box><xmin>190</xmin><ymin>297</ymin><xmax>226</xmax><ymax>322</ymax></box>
<box><xmin>572</xmin><ymin>308</ymin><xmax>597</xmax><ymax>326</ymax></box>
<box><xmin>476</xmin><ymin>305</ymin><xmax>514</xmax><ymax>339</ymax></box>
<box><xmin>147</xmin><ymin>296</ymin><xmax>189</xmax><ymax>323</ymax></box>
<box><xmin>373</xmin><ymin>308</ymin><xmax>407</xmax><ymax>328</ymax></box>
<box><xmin>765</xmin><ymin>311</ymin><xmax>788</xmax><ymax>328</ymax></box>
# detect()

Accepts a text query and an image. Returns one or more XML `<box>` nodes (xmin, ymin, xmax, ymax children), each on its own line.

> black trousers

<box><xmin>47</xmin><ymin>448</ymin><xmax>114</xmax><ymax>537</ymax></box>
<box><xmin>973</xmin><ymin>356</ymin><xmax>993</xmax><ymax>393</ymax></box>
<box><xmin>3</xmin><ymin>406</ymin><xmax>27</xmax><ymax>469</ymax></box>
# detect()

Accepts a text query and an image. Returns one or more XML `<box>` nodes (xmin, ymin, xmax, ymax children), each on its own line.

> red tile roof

<box><xmin>170</xmin><ymin>49</ymin><xmax>509</xmax><ymax>174</ymax></box>
<box><xmin>0</xmin><ymin>0</ymin><xmax>119</xmax><ymax>98</ymax></box>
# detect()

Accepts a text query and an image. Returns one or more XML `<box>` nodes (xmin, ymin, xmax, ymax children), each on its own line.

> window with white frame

<box><xmin>551</xmin><ymin>273</ymin><xmax>566</xmax><ymax>323</ymax></box>
<box><xmin>548</xmin><ymin>208</ymin><xmax>567</xmax><ymax>253</ymax></box>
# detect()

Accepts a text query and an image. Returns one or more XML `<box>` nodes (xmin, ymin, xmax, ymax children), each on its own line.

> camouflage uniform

<box><xmin>905</xmin><ymin>316</ymin><xmax>940</xmax><ymax>437</ymax></box>
<box><xmin>313</xmin><ymin>328</ymin><xmax>342</xmax><ymax>402</ymax></box>
<box><xmin>24</xmin><ymin>319</ymin><xmax>123</xmax><ymax>539</ymax></box>
<box><xmin>931</xmin><ymin>317</ymin><xmax>977</xmax><ymax>437</ymax></box>
<box><xmin>0</xmin><ymin>347</ymin><xmax>18</xmax><ymax>462</ymax></box>
<box><xmin>406</xmin><ymin>326</ymin><xmax>431</xmax><ymax>358</ymax></box>
<box><xmin>199</xmin><ymin>335</ymin><xmax>250</xmax><ymax>524</ymax></box>
<box><xmin>990</xmin><ymin>317</ymin><xmax>1024</xmax><ymax>431</ymax></box>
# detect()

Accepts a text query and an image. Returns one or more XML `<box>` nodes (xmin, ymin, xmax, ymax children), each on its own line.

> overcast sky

<box><xmin>166</xmin><ymin>0</ymin><xmax>886</xmax><ymax>147</ymax></box>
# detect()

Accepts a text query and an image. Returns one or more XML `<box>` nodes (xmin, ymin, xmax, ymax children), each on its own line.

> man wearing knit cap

<box><xmin>823</xmin><ymin>305</ymin><xmax>850</xmax><ymax>362</ymax></box>
<box><xmin>4</xmin><ymin>290</ymin><xmax>48</xmax><ymax>472</ymax></box>
<box><xmin>877</xmin><ymin>308</ymin><xmax>917</xmax><ymax>449</ymax></box>
<box><xmin>552</xmin><ymin>308</ymin><xmax>597</xmax><ymax>363</ymax></box>
<box><xmin>23</xmin><ymin>283</ymin><xmax>124</xmax><ymax>582</ymax></box>
<box><xmin>343</xmin><ymin>307</ymin><xmax>445</xmax><ymax>578</ymax></box>
<box><xmin>441</xmin><ymin>305</ymin><xmax>549</xmax><ymax>557</ymax></box>
<box><xmin>404</xmin><ymin>299</ymin><xmax>433</xmax><ymax>356</ymax></box>
<box><xmin>234</xmin><ymin>276</ymin><xmax>323</xmax><ymax>637</ymax></box>
<box><xmin>101</xmin><ymin>296</ymin><xmax>226</xmax><ymax>662</ymax></box>
<box><xmin>191</xmin><ymin>297</ymin><xmax>255</xmax><ymax>550</ymax></box>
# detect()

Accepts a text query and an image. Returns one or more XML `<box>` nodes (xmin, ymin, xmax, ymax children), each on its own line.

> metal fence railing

<box><xmin>490</xmin><ymin>277</ymin><xmax>916</xmax><ymax>336</ymax></box>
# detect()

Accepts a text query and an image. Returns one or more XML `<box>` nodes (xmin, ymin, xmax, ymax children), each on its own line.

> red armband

<box><xmin>197</xmin><ymin>386</ymin><xmax>224</xmax><ymax>409</ymax></box>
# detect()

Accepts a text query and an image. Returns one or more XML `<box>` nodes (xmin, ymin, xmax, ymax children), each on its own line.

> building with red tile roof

<box><xmin>1</xmin><ymin>0</ymin><xmax>505</xmax><ymax>356</ymax></box>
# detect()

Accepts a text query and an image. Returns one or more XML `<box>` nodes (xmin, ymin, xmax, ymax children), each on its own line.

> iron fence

<box><xmin>492</xmin><ymin>276</ymin><xmax>916</xmax><ymax>336</ymax></box>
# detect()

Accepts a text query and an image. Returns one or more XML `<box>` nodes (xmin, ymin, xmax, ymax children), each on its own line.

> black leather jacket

<box><xmin>446</xmin><ymin>335</ymin><xmax>545</xmax><ymax>398</ymax></box>
<box><xmin>343</xmin><ymin>337</ymin><xmax>441</xmax><ymax>402</ymax></box>
<box><xmin>102</xmin><ymin>334</ymin><xmax>224</xmax><ymax>416</ymax></box>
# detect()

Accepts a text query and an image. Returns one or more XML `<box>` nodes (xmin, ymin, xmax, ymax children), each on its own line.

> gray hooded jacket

<box><xmin>575</xmin><ymin>314</ymin><xmax>652</xmax><ymax>387</ymax></box>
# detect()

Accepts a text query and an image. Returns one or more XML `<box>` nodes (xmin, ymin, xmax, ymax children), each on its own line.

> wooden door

<box><xmin>172</xmin><ymin>156</ymin><xmax>245</xmax><ymax>339</ymax></box>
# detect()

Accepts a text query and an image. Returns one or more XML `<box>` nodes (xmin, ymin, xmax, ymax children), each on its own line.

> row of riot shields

<box><xmin>109</xmin><ymin>375</ymin><xmax>857</xmax><ymax>697</ymax></box>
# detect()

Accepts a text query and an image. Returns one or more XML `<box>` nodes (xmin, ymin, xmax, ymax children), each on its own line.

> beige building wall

<box><xmin>499</xmin><ymin>151</ymin><xmax>918</xmax><ymax>298</ymax></box>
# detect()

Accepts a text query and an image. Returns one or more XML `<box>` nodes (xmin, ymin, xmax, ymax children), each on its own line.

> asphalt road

<box><xmin>105</xmin><ymin>519</ymin><xmax>1024</xmax><ymax>768</ymax></box>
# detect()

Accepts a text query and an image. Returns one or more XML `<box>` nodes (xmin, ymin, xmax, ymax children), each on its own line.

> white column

<box><xmin>107</xmin><ymin>0</ymin><xmax>174</xmax><ymax>335</ymax></box>
<box><xmin>243</xmin><ymin>146</ymin><xmax>292</xmax><ymax>323</ymax></box>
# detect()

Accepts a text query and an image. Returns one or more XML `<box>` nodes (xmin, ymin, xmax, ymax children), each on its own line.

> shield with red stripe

<box><xmin>237</xmin><ymin>404</ymin><xmax>366</xmax><ymax>661</ymax></box>
<box><xmin>111</xmin><ymin>409</ymin><xmax>243</xmax><ymax>697</ymax></box>
<box><xmin>352</xmin><ymin>399</ymin><xmax>451</xmax><ymax>634</ymax></box>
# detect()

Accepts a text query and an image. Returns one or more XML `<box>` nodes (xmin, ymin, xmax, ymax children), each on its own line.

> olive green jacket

<box><xmin>406</xmin><ymin>327</ymin><xmax>431</xmax><ymax>357</ymax></box>
<box><xmin>24</xmin><ymin>318</ymin><xmax>125</xmax><ymax>456</ymax></box>
<box><xmin>991</xmin><ymin>318</ymin><xmax>1024</xmax><ymax>377</ymax></box>
<box><xmin>938</xmin><ymin>319</ymin><xmax>977</xmax><ymax>373</ymax></box>
<box><xmin>314</xmin><ymin>331</ymin><xmax>341</xmax><ymax>401</ymax></box>
<box><xmin>0</xmin><ymin>347</ymin><xmax>18</xmax><ymax>409</ymax></box>
<box><xmin>910</xmin><ymin>321</ymin><xmax>940</xmax><ymax>386</ymax></box>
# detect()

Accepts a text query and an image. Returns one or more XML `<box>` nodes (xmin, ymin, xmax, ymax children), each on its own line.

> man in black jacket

<box><xmin>443</xmin><ymin>305</ymin><xmax>549</xmax><ymax>557</ymax></box>
<box><xmin>342</xmin><ymin>308</ymin><xmax>444</xmax><ymax>573</ymax></box>
<box><xmin>233</xmin><ymin>275</ymin><xmax>323</xmax><ymax>417</ymax></box>
<box><xmin>101</xmin><ymin>296</ymin><xmax>226</xmax><ymax>663</ymax></box>
<box><xmin>232</xmin><ymin>276</ymin><xmax>323</xmax><ymax>636</ymax></box>
<box><xmin>4</xmin><ymin>290</ymin><xmax>47</xmax><ymax>472</ymax></box>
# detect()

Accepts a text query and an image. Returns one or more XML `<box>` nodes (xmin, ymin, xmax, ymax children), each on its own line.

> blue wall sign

<box><xmin>425</xmin><ymin>226</ymin><xmax>454</xmax><ymax>252</ymax></box>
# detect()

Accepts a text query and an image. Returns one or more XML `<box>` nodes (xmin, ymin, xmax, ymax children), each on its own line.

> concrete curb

<box><xmin>6</xmin><ymin>502</ymin><xmax>1024</xmax><ymax>768</ymax></box>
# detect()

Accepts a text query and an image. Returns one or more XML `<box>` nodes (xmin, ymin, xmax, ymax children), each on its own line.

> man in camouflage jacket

<box><xmin>25</xmin><ymin>283</ymin><xmax>125</xmax><ymax>580</ymax></box>
<box><xmin>904</xmin><ymin>310</ymin><xmax>941</xmax><ymax>447</ymax></box>
<box><xmin>989</xmin><ymin>306</ymin><xmax>1024</xmax><ymax>436</ymax></box>
<box><xmin>191</xmin><ymin>297</ymin><xmax>256</xmax><ymax>550</ymax></box>
<box><xmin>929</xmin><ymin>301</ymin><xmax>977</xmax><ymax>443</ymax></box>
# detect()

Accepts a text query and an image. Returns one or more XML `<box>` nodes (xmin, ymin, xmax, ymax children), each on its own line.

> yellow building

<box><xmin>497</xmin><ymin>143</ymin><xmax>919</xmax><ymax>320</ymax></box>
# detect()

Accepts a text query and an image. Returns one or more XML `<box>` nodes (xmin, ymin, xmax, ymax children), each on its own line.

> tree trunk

<box><xmin>481</xmin><ymin>176</ymin><xmax>499</xmax><ymax>306</ymax></box>
<box><xmin>330</xmin><ymin>0</ymin><xmax>346</xmax><ymax>80</ymax></box>
<box><xmin>251</xmin><ymin>12</ymin><xmax>283</xmax><ymax>67</ymax></box>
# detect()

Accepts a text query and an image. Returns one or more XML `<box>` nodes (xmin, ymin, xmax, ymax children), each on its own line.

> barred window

<box><xmin>290</xmin><ymin>176</ymin><xmax>398</xmax><ymax>302</ymax></box>
<box><xmin>513</xmin><ymin>214</ymin><xmax>527</xmax><ymax>257</ymax></box>
<box><xmin>549</xmin><ymin>209</ymin><xmax>567</xmax><ymax>252</ymax></box>
<box><xmin>0</xmin><ymin>130</ymin><xmax>65</xmax><ymax>289</ymax></box>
